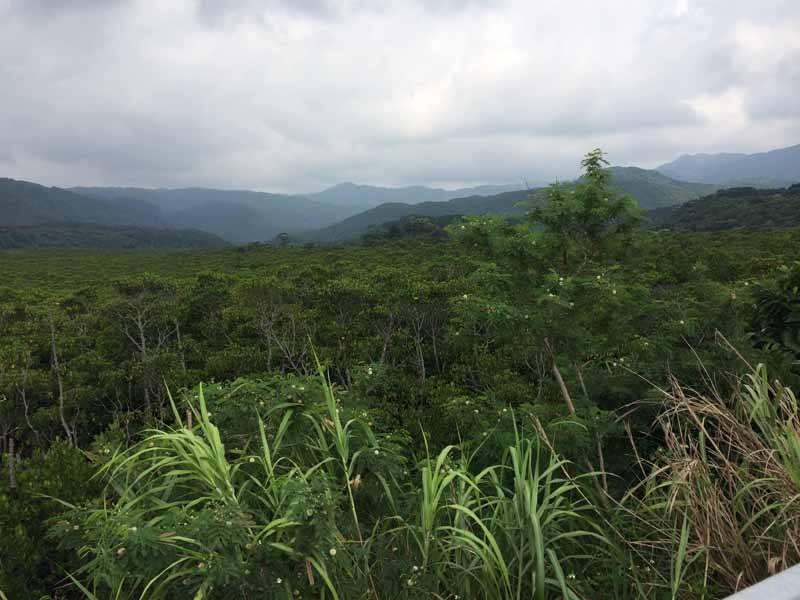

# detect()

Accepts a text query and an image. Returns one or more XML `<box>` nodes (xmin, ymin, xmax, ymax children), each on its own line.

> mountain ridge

<box><xmin>306</xmin><ymin>181</ymin><xmax>525</xmax><ymax>208</ymax></box>
<box><xmin>303</xmin><ymin>167</ymin><xmax>719</xmax><ymax>242</ymax></box>
<box><xmin>657</xmin><ymin>144</ymin><xmax>800</xmax><ymax>187</ymax></box>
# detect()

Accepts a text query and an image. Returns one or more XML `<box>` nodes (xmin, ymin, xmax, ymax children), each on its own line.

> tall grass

<box><xmin>68</xmin><ymin>386</ymin><xmax>341</xmax><ymax>599</ymax></box>
<box><xmin>62</xmin><ymin>361</ymin><xmax>800</xmax><ymax>599</ymax></box>
<box><xmin>622</xmin><ymin>364</ymin><xmax>800</xmax><ymax>598</ymax></box>
<box><xmin>404</xmin><ymin>425</ymin><xmax>610</xmax><ymax>599</ymax></box>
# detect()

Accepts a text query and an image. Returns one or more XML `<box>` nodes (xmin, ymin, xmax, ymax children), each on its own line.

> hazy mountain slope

<box><xmin>607</xmin><ymin>167</ymin><xmax>719</xmax><ymax>209</ymax></box>
<box><xmin>306</xmin><ymin>168</ymin><xmax>717</xmax><ymax>241</ymax></box>
<box><xmin>649</xmin><ymin>184</ymin><xmax>800</xmax><ymax>231</ymax></box>
<box><xmin>304</xmin><ymin>189</ymin><xmax>532</xmax><ymax>241</ymax></box>
<box><xmin>73</xmin><ymin>186</ymin><xmax>359</xmax><ymax>243</ymax></box>
<box><xmin>657</xmin><ymin>144</ymin><xmax>800</xmax><ymax>186</ymax></box>
<box><xmin>0</xmin><ymin>178</ymin><xmax>164</xmax><ymax>227</ymax></box>
<box><xmin>0</xmin><ymin>223</ymin><xmax>229</xmax><ymax>249</ymax></box>
<box><xmin>307</xmin><ymin>182</ymin><xmax>524</xmax><ymax>208</ymax></box>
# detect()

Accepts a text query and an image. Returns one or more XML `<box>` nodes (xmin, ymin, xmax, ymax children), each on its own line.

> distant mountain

<box><xmin>649</xmin><ymin>184</ymin><xmax>800</xmax><ymax>231</ymax></box>
<box><xmin>72</xmin><ymin>186</ymin><xmax>359</xmax><ymax>244</ymax></box>
<box><xmin>657</xmin><ymin>144</ymin><xmax>800</xmax><ymax>187</ymax></box>
<box><xmin>607</xmin><ymin>167</ymin><xmax>719</xmax><ymax>209</ymax></box>
<box><xmin>0</xmin><ymin>178</ymin><xmax>164</xmax><ymax>227</ymax></box>
<box><xmin>306</xmin><ymin>168</ymin><xmax>717</xmax><ymax>242</ymax></box>
<box><xmin>0</xmin><ymin>223</ymin><xmax>228</xmax><ymax>249</ymax></box>
<box><xmin>307</xmin><ymin>182</ymin><xmax>524</xmax><ymax>209</ymax></box>
<box><xmin>304</xmin><ymin>189</ymin><xmax>533</xmax><ymax>242</ymax></box>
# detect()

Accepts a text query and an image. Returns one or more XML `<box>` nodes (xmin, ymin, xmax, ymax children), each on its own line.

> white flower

<box><xmin>129</xmin><ymin>526</ymin><xmax>137</xmax><ymax>533</ymax></box>
<box><xmin>276</xmin><ymin>577</ymin><xmax>283</xmax><ymax>584</ymax></box>
<box><xmin>473</xmin><ymin>409</ymin><xmax>479</xmax><ymax>414</ymax></box>
<box><xmin>612</xmin><ymin>289</ymin><xmax>617</xmax><ymax>295</ymax></box>
<box><xmin>679</xmin><ymin>320</ymin><xmax>685</xmax><ymax>325</ymax></box>
<box><xmin>412</xmin><ymin>565</ymin><xmax>419</xmax><ymax>572</ymax></box>
<box><xmin>374</xmin><ymin>449</ymin><xmax>379</xmax><ymax>455</ymax></box>
<box><xmin>249</xmin><ymin>457</ymin><xmax>255</xmax><ymax>463</ymax></box>
<box><xmin>329</xmin><ymin>548</ymin><xmax>337</xmax><ymax>556</ymax></box>
<box><xmin>367</xmin><ymin>367</ymin><xmax>373</xmax><ymax>375</ymax></box>
<box><xmin>462</xmin><ymin>294</ymin><xmax>468</xmax><ymax>299</ymax></box>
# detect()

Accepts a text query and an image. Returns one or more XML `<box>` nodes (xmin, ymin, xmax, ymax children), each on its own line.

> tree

<box><xmin>530</xmin><ymin>148</ymin><xmax>641</xmax><ymax>271</ymax></box>
<box><xmin>105</xmin><ymin>276</ymin><xmax>181</xmax><ymax>416</ymax></box>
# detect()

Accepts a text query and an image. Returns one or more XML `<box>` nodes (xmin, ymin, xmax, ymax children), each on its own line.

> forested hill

<box><xmin>304</xmin><ymin>189</ymin><xmax>532</xmax><ymax>242</ymax></box>
<box><xmin>657</xmin><ymin>143</ymin><xmax>800</xmax><ymax>187</ymax></box>
<box><xmin>0</xmin><ymin>178</ymin><xmax>164</xmax><ymax>227</ymax></box>
<box><xmin>0</xmin><ymin>223</ymin><xmax>229</xmax><ymax>249</ymax></box>
<box><xmin>304</xmin><ymin>167</ymin><xmax>718</xmax><ymax>241</ymax></box>
<box><xmin>606</xmin><ymin>167</ymin><xmax>718</xmax><ymax>208</ymax></box>
<box><xmin>649</xmin><ymin>184</ymin><xmax>800</xmax><ymax>231</ymax></box>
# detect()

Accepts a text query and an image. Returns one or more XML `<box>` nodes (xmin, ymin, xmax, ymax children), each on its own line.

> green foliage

<box><xmin>651</xmin><ymin>184</ymin><xmax>800</xmax><ymax>232</ymax></box>
<box><xmin>750</xmin><ymin>261</ymin><xmax>800</xmax><ymax>371</ymax></box>
<box><xmin>2</xmin><ymin>150</ymin><xmax>800</xmax><ymax>598</ymax></box>
<box><xmin>0</xmin><ymin>441</ymin><xmax>99</xmax><ymax>600</ymax></box>
<box><xmin>0</xmin><ymin>223</ymin><xmax>229</xmax><ymax>249</ymax></box>
<box><xmin>529</xmin><ymin>149</ymin><xmax>642</xmax><ymax>271</ymax></box>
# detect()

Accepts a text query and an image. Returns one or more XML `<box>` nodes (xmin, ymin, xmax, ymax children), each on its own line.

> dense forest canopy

<box><xmin>1</xmin><ymin>151</ymin><xmax>800</xmax><ymax>599</ymax></box>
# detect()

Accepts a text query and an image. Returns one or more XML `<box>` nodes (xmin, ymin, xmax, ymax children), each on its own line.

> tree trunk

<box><xmin>50</xmin><ymin>314</ymin><xmax>74</xmax><ymax>444</ymax></box>
<box><xmin>175</xmin><ymin>318</ymin><xmax>187</xmax><ymax>373</ymax></box>
<box><xmin>545</xmin><ymin>338</ymin><xmax>575</xmax><ymax>414</ymax></box>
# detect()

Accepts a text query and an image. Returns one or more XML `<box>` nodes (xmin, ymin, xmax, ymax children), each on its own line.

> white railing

<box><xmin>724</xmin><ymin>563</ymin><xmax>800</xmax><ymax>599</ymax></box>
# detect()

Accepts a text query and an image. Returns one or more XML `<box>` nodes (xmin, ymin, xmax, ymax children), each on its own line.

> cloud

<box><xmin>0</xmin><ymin>0</ymin><xmax>798</xmax><ymax>191</ymax></box>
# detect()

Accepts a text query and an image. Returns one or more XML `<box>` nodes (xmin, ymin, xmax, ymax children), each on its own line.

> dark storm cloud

<box><xmin>0</xmin><ymin>0</ymin><xmax>798</xmax><ymax>191</ymax></box>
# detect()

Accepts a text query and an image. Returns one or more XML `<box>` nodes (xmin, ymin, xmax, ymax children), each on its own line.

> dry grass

<box><xmin>623</xmin><ymin>364</ymin><xmax>800</xmax><ymax>597</ymax></box>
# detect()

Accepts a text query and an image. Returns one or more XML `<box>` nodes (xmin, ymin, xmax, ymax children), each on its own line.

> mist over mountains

<box><xmin>307</xmin><ymin>182</ymin><xmax>526</xmax><ymax>209</ymax></box>
<box><xmin>2</xmin><ymin>144</ymin><xmax>798</xmax><ymax>247</ymax></box>
<box><xmin>657</xmin><ymin>144</ymin><xmax>800</xmax><ymax>187</ymax></box>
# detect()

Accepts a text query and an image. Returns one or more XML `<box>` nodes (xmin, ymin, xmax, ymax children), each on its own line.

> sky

<box><xmin>1</xmin><ymin>0</ymin><xmax>798</xmax><ymax>193</ymax></box>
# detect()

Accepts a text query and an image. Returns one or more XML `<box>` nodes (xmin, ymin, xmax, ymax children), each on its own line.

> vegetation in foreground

<box><xmin>1</xmin><ymin>151</ymin><xmax>800</xmax><ymax>598</ymax></box>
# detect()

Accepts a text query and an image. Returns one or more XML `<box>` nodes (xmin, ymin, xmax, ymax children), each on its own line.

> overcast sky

<box><xmin>1</xmin><ymin>0</ymin><xmax>798</xmax><ymax>192</ymax></box>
